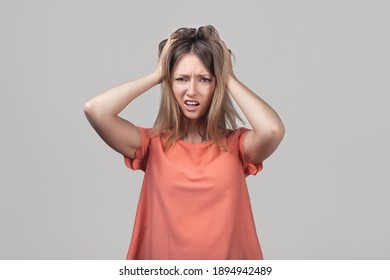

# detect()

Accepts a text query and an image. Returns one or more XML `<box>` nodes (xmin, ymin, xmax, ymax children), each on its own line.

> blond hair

<box><xmin>153</xmin><ymin>25</ymin><xmax>243</xmax><ymax>151</ymax></box>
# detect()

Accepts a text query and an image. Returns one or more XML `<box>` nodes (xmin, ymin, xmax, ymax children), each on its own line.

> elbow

<box><xmin>83</xmin><ymin>99</ymin><xmax>115</xmax><ymax>124</ymax></box>
<box><xmin>270</xmin><ymin>121</ymin><xmax>285</xmax><ymax>142</ymax></box>
<box><xmin>84</xmin><ymin>101</ymin><xmax>95</xmax><ymax>120</ymax></box>
<box><xmin>84</xmin><ymin>96</ymin><xmax>105</xmax><ymax>116</ymax></box>
<box><xmin>83</xmin><ymin>100</ymin><xmax>95</xmax><ymax>118</ymax></box>
<box><xmin>83</xmin><ymin>99</ymin><xmax>103</xmax><ymax>122</ymax></box>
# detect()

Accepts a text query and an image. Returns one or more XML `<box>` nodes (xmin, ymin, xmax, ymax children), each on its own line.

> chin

<box><xmin>180</xmin><ymin>111</ymin><xmax>201</xmax><ymax>121</ymax></box>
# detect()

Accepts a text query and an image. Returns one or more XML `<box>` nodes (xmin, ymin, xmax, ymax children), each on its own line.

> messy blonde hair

<box><xmin>153</xmin><ymin>25</ymin><xmax>243</xmax><ymax>151</ymax></box>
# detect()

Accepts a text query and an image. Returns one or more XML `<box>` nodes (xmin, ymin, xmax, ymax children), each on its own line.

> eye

<box><xmin>175</xmin><ymin>77</ymin><xmax>187</xmax><ymax>82</ymax></box>
<box><xmin>199</xmin><ymin>77</ymin><xmax>211</xmax><ymax>83</ymax></box>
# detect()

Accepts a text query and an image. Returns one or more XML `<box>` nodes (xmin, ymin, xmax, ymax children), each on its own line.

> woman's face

<box><xmin>172</xmin><ymin>54</ymin><xmax>216</xmax><ymax>123</ymax></box>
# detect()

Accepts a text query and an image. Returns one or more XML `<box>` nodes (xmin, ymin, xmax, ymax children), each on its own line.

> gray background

<box><xmin>1</xmin><ymin>0</ymin><xmax>389</xmax><ymax>259</ymax></box>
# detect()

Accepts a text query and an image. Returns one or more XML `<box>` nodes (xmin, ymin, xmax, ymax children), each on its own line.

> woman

<box><xmin>84</xmin><ymin>25</ymin><xmax>285</xmax><ymax>259</ymax></box>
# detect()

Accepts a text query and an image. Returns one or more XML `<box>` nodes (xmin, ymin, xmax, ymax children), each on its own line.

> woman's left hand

<box><xmin>219</xmin><ymin>39</ymin><xmax>235</xmax><ymax>85</ymax></box>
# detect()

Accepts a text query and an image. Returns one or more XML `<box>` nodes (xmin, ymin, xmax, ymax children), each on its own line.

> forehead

<box><xmin>173</xmin><ymin>54</ymin><xmax>210</xmax><ymax>74</ymax></box>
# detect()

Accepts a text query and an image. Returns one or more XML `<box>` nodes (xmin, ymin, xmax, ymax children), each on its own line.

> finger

<box><xmin>161</xmin><ymin>34</ymin><xmax>174</xmax><ymax>57</ymax></box>
<box><xmin>166</xmin><ymin>34</ymin><xmax>172</xmax><ymax>44</ymax></box>
<box><xmin>220</xmin><ymin>39</ymin><xmax>228</xmax><ymax>47</ymax></box>
<box><xmin>219</xmin><ymin>39</ymin><xmax>231</xmax><ymax>53</ymax></box>
<box><xmin>166</xmin><ymin>32</ymin><xmax>175</xmax><ymax>45</ymax></box>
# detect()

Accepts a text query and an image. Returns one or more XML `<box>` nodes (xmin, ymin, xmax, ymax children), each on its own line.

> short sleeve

<box><xmin>124</xmin><ymin>126</ymin><xmax>150</xmax><ymax>172</ymax></box>
<box><xmin>237</xmin><ymin>128</ymin><xmax>264</xmax><ymax>176</ymax></box>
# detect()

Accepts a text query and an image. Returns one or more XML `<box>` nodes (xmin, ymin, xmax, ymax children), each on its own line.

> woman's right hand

<box><xmin>156</xmin><ymin>34</ymin><xmax>174</xmax><ymax>77</ymax></box>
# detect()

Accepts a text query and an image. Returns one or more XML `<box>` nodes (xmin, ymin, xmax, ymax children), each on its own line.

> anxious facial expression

<box><xmin>172</xmin><ymin>54</ymin><xmax>216</xmax><ymax>123</ymax></box>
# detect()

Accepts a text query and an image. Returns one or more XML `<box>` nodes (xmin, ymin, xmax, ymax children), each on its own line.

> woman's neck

<box><xmin>181</xmin><ymin>121</ymin><xmax>204</xmax><ymax>144</ymax></box>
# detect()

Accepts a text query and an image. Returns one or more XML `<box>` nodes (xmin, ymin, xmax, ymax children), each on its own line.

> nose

<box><xmin>186</xmin><ymin>79</ymin><xmax>197</xmax><ymax>97</ymax></box>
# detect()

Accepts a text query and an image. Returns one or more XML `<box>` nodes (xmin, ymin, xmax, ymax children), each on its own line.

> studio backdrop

<box><xmin>1</xmin><ymin>0</ymin><xmax>389</xmax><ymax>259</ymax></box>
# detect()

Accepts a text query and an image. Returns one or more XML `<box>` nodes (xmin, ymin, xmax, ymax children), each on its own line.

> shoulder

<box><xmin>225</xmin><ymin>127</ymin><xmax>251</xmax><ymax>141</ymax></box>
<box><xmin>228</xmin><ymin>127</ymin><xmax>264</xmax><ymax>176</ymax></box>
<box><xmin>221</xmin><ymin>127</ymin><xmax>252</xmax><ymax>152</ymax></box>
<box><xmin>138</xmin><ymin>127</ymin><xmax>164</xmax><ymax>141</ymax></box>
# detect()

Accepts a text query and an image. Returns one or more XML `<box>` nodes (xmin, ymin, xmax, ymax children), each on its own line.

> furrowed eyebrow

<box><xmin>174</xmin><ymin>74</ymin><xmax>212</xmax><ymax>78</ymax></box>
<box><xmin>198</xmin><ymin>74</ymin><xmax>212</xmax><ymax>78</ymax></box>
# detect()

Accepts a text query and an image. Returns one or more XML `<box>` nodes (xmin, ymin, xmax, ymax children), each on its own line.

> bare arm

<box><xmin>84</xmin><ymin>71</ymin><xmax>161</xmax><ymax>159</ymax></box>
<box><xmin>221</xmin><ymin>40</ymin><xmax>285</xmax><ymax>163</ymax></box>
<box><xmin>84</xmin><ymin>36</ymin><xmax>174</xmax><ymax>159</ymax></box>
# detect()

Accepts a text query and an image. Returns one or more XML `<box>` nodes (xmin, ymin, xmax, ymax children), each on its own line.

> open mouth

<box><xmin>184</xmin><ymin>101</ymin><xmax>200</xmax><ymax>108</ymax></box>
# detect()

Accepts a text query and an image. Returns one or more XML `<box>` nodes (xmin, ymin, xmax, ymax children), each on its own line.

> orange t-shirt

<box><xmin>124</xmin><ymin>127</ymin><xmax>264</xmax><ymax>260</ymax></box>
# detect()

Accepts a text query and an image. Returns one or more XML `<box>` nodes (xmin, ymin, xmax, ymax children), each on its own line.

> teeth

<box><xmin>185</xmin><ymin>101</ymin><xmax>199</xmax><ymax>106</ymax></box>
